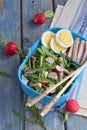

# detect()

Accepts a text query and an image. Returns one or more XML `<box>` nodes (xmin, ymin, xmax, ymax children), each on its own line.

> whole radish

<box><xmin>64</xmin><ymin>99</ymin><xmax>79</xmax><ymax>122</ymax></box>
<box><xmin>0</xmin><ymin>34</ymin><xmax>25</xmax><ymax>57</ymax></box>
<box><xmin>34</xmin><ymin>10</ymin><xmax>54</xmax><ymax>25</ymax></box>
<box><xmin>5</xmin><ymin>41</ymin><xmax>18</xmax><ymax>55</ymax></box>
<box><xmin>34</xmin><ymin>13</ymin><xmax>46</xmax><ymax>24</ymax></box>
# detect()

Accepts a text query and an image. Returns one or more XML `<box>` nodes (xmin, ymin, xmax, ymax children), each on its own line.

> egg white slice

<box><xmin>41</xmin><ymin>31</ymin><xmax>55</xmax><ymax>48</ymax></box>
<box><xmin>56</xmin><ymin>29</ymin><xmax>74</xmax><ymax>48</ymax></box>
<box><xmin>50</xmin><ymin>38</ymin><xmax>66</xmax><ymax>54</ymax></box>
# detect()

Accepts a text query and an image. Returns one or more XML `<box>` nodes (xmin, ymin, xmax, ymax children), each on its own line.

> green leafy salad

<box><xmin>21</xmin><ymin>46</ymin><xmax>79</xmax><ymax>96</ymax></box>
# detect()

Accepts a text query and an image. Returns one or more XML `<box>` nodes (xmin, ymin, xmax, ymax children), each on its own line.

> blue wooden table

<box><xmin>0</xmin><ymin>0</ymin><xmax>87</xmax><ymax>130</ymax></box>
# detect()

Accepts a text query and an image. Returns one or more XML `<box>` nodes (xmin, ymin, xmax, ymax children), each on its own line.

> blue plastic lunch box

<box><xmin>18</xmin><ymin>27</ymin><xmax>86</xmax><ymax>107</ymax></box>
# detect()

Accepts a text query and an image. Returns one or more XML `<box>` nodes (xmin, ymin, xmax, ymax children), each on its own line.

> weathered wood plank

<box><xmin>66</xmin><ymin>114</ymin><xmax>87</xmax><ymax>130</ymax></box>
<box><xmin>0</xmin><ymin>0</ymin><xmax>24</xmax><ymax>130</ymax></box>
<box><xmin>22</xmin><ymin>0</ymin><xmax>53</xmax><ymax>49</ymax></box>
<box><xmin>25</xmin><ymin>110</ymin><xmax>64</xmax><ymax>130</ymax></box>
<box><xmin>22</xmin><ymin>0</ymin><xmax>64</xmax><ymax>130</ymax></box>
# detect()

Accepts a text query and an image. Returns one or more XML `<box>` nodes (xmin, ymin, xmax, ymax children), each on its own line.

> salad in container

<box><xmin>18</xmin><ymin>27</ymin><xmax>87</xmax><ymax>107</ymax></box>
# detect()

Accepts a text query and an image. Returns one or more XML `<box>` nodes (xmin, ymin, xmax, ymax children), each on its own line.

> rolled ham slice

<box><xmin>71</xmin><ymin>37</ymin><xmax>80</xmax><ymax>61</ymax></box>
<box><xmin>76</xmin><ymin>40</ymin><xmax>85</xmax><ymax>63</ymax></box>
<box><xmin>66</xmin><ymin>45</ymin><xmax>73</xmax><ymax>58</ymax></box>
<box><xmin>80</xmin><ymin>41</ymin><xmax>87</xmax><ymax>64</ymax></box>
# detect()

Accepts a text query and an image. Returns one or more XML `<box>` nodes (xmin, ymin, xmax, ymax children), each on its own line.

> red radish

<box><xmin>45</xmin><ymin>56</ymin><xmax>54</xmax><ymax>64</ymax></box>
<box><xmin>48</xmin><ymin>71</ymin><xmax>58</xmax><ymax>80</ymax></box>
<box><xmin>5</xmin><ymin>41</ymin><xmax>18</xmax><ymax>55</ymax></box>
<box><xmin>33</xmin><ymin>10</ymin><xmax>54</xmax><ymax>25</ymax></box>
<box><xmin>66</xmin><ymin>99</ymin><xmax>79</xmax><ymax>113</ymax></box>
<box><xmin>39</xmin><ymin>81</ymin><xmax>49</xmax><ymax>86</ymax></box>
<box><xmin>24</xmin><ymin>67</ymin><xmax>30</xmax><ymax>73</ymax></box>
<box><xmin>64</xmin><ymin>99</ymin><xmax>79</xmax><ymax>122</ymax></box>
<box><xmin>34</xmin><ymin>13</ymin><xmax>46</xmax><ymax>24</ymax></box>
<box><xmin>55</xmin><ymin>65</ymin><xmax>63</xmax><ymax>72</ymax></box>
<box><xmin>30</xmin><ymin>55</ymin><xmax>36</xmax><ymax>61</ymax></box>
<box><xmin>27</xmin><ymin>81</ymin><xmax>30</xmax><ymax>86</ymax></box>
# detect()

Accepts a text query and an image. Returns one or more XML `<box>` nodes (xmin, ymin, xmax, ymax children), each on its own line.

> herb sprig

<box><xmin>12</xmin><ymin>105</ymin><xmax>47</xmax><ymax>130</ymax></box>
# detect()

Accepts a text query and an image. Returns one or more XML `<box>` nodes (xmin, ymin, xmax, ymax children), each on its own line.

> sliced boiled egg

<box><xmin>41</xmin><ymin>31</ymin><xmax>55</xmax><ymax>48</ymax></box>
<box><xmin>50</xmin><ymin>38</ymin><xmax>66</xmax><ymax>54</ymax></box>
<box><xmin>55</xmin><ymin>29</ymin><xmax>74</xmax><ymax>48</ymax></box>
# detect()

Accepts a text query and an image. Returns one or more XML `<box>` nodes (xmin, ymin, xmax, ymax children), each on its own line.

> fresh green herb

<box><xmin>22</xmin><ymin>45</ymin><xmax>79</xmax><ymax>96</ymax></box>
<box><xmin>12</xmin><ymin>110</ymin><xmax>34</xmax><ymax>123</ymax></box>
<box><xmin>29</xmin><ymin>105</ymin><xmax>47</xmax><ymax>130</ymax></box>
<box><xmin>0</xmin><ymin>71</ymin><xmax>12</xmax><ymax>78</ymax></box>
<box><xmin>12</xmin><ymin>105</ymin><xmax>47</xmax><ymax>130</ymax></box>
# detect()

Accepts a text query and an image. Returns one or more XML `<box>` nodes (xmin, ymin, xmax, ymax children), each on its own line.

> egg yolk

<box><xmin>45</xmin><ymin>33</ymin><xmax>54</xmax><ymax>47</ymax></box>
<box><xmin>53</xmin><ymin>39</ymin><xmax>65</xmax><ymax>52</ymax></box>
<box><xmin>59</xmin><ymin>31</ymin><xmax>73</xmax><ymax>45</ymax></box>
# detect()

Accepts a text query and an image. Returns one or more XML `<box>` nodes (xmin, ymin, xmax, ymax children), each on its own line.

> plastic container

<box><xmin>18</xmin><ymin>27</ymin><xmax>86</xmax><ymax>107</ymax></box>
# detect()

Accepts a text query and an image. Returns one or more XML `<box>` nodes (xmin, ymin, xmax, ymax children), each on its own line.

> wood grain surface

<box><xmin>0</xmin><ymin>0</ymin><xmax>23</xmax><ymax>130</ymax></box>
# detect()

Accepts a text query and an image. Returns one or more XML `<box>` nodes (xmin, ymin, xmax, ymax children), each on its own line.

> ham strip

<box><xmin>76</xmin><ymin>40</ymin><xmax>85</xmax><ymax>63</ymax></box>
<box><xmin>80</xmin><ymin>41</ymin><xmax>87</xmax><ymax>64</ymax></box>
<box><xmin>66</xmin><ymin>44</ymin><xmax>73</xmax><ymax>58</ymax></box>
<box><xmin>71</xmin><ymin>37</ymin><xmax>80</xmax><ymax>61</ymax></box>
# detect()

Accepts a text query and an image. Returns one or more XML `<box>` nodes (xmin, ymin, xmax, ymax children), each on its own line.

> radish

<box><xmin>64</xmin><ymin>99</ymin><xmax>79</xmax><ymax>122</ymax></box>
<box><xmin>39</xmin><ymin>81</ymin><xmax>49</xmax><ymax>86</ymax></box>
<box><xmin>48</xmin><ymin>71</ymin><xmax>58</xmax><ymax>80</ymax></box>
<box><xmin>5</xmin><ymin>41</ymin><xmax>18</xmax><ymax>55</ymax></box>
<box><xmin>30</xmin><ymin>55</ymin><xmax>36</xmax><ymax>61</ymax></box>
<box><xmin>45</xmin><ymin>56</ymin><xmax>54</xmax><ymax>64</ymax></box>
<box><xmin>34</xmin><ymin>13</ymin><xmax>46</xmax><ymax>24</ymax></box>
<box><xmin>24</xmin><ymin>67</ymin><xmax>30</xmax><ymax>74</ymax></box>
<box><xmin>0</xmin><ymin>34</ymin><xmax>26</xmax><ymax>56</ymax></box>
<box><xmin>55</xmin><ymin>65</ymin><xmax>63</xmax><ymax>72</ymax></box>
<box><xmin>34</xmin><ymin>10</ymin><xmax>54</xmax><ymax>25</ymax></box>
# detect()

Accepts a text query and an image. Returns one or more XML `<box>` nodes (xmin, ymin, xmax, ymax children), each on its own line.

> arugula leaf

<box><xmin>0</xmin><ymin>71</ymin><xmax>12</xmax><ymax>78</ymax></box>
<box><xmin>12</xmin><ymin>110</ymin><xmax>35</xmax><ymax>123</ymax></box>
<box><xmin>12</xmin><ymin>106</ymin><xmax>47</xmax><ymax>130</ymax></box>
<box><xmin>29</xmin><ymin>105</ymin><xmax>47</xmax><ymax>130</ymax></box>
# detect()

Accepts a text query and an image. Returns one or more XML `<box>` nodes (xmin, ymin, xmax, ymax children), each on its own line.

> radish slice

<box><xmin>45</xmin><ymin>56</ymin><xmax>54</xmax><ymax>64</ymax></box>
<box><xmin>24</xmin><ymin>67</ymin><xmax>29</xmax><ymax>73</ymax></box>
<box><xmin>39</xmin><ymin>81</ymin><xmax>49</xmax><ymax>86</ymax></box>
<box><xmin>30</xmin><ymin>55</ymin><xmax>36</xmax><ymax>61</ymax></box>
<box><xmin>22</xmin><ymin>74</ymin><xmax>29</xmax><ymax>85</ymax></box>
<box><xmin>55</xmin><ymin>65</ymin><xmax>63</xmax><ymax>72</ymax></box>
<box><xmin>55</xmin><ymin>65</ymin><xmax>70</xmax><ymax>75</ymax></box>
<box><xmin>48</xmin><ymin>71</ymin><xmax>58</xmax><ymax>80</ymax></box>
